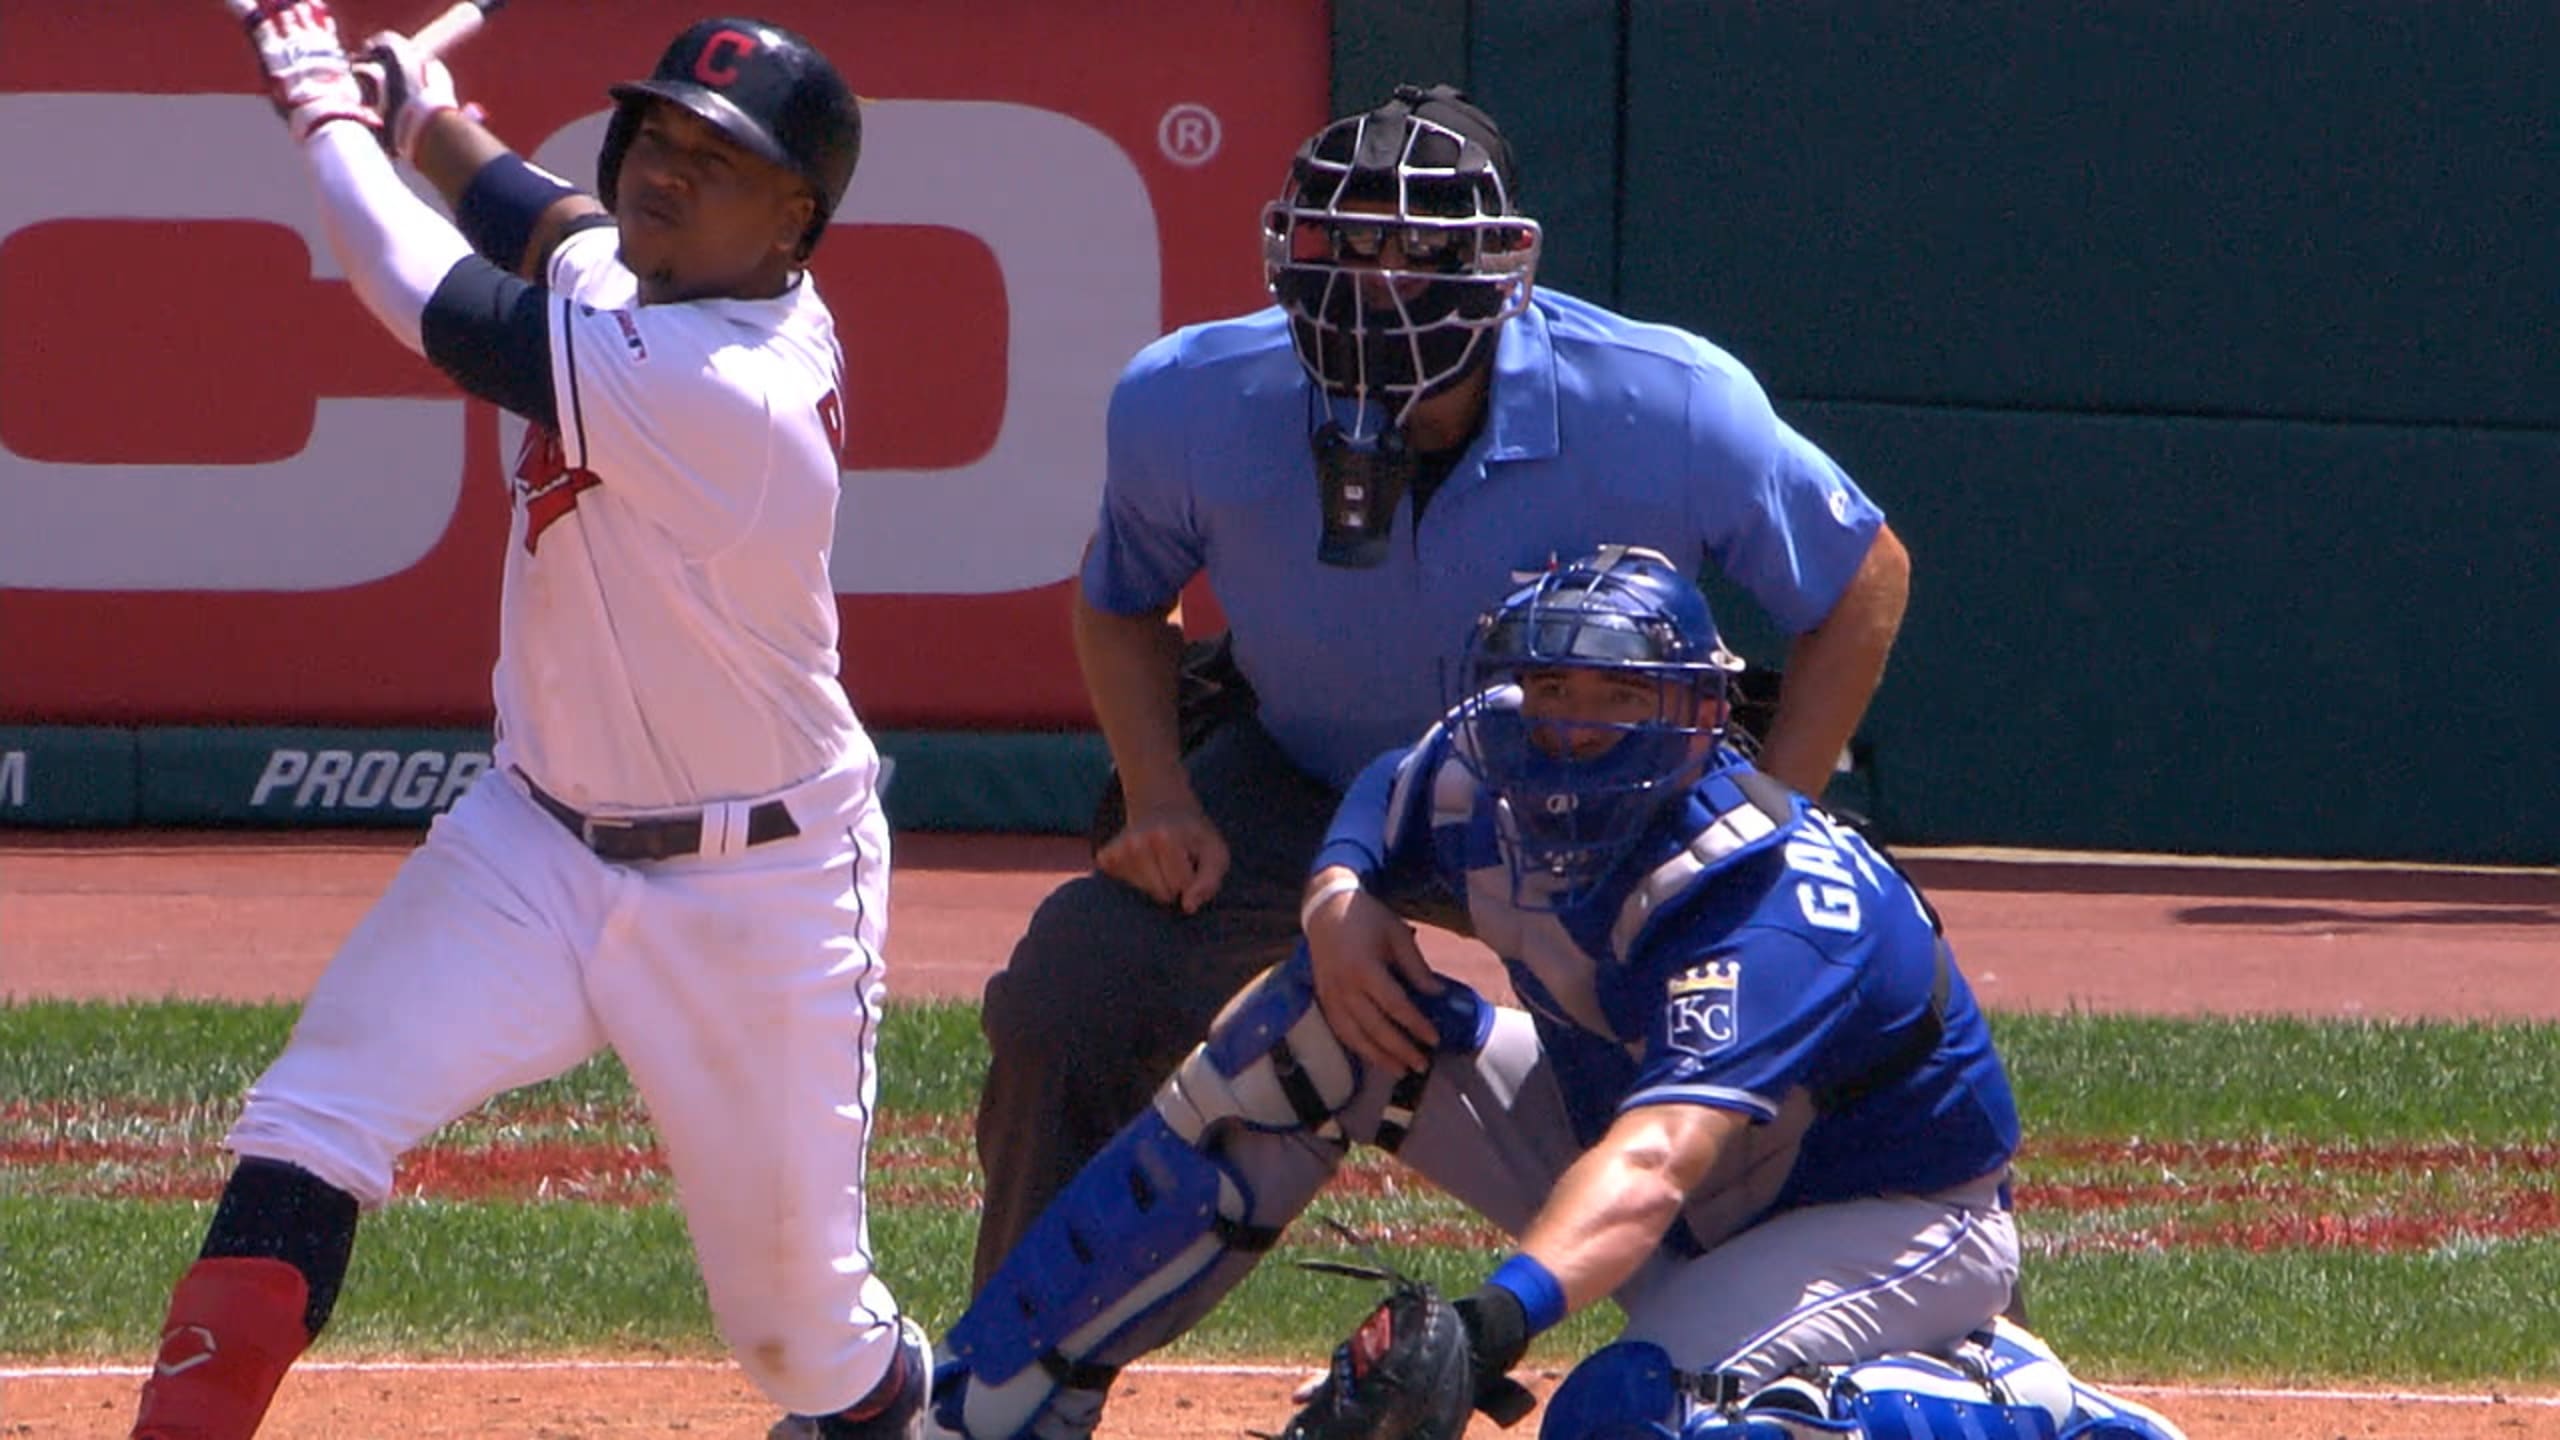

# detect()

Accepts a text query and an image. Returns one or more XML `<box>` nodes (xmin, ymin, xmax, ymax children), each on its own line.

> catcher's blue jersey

<box><xmin>1318</xmin><ymin>737</ymin><xmax>2019</xmax><ymax>1220</ymax></box>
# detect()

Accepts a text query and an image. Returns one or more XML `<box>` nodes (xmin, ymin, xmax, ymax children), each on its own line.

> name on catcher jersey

<box><xmin>491</xmin><ymin>226</ymin><xmax>862</xmax><ymax>812</ymax></box>
<box><xmin>1382</xmin><ymin>738</ymin><xmax>2020</xmax><ymax>1219</ymax></box>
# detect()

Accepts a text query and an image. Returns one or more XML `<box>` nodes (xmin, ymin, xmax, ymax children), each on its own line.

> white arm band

<box><xmin>303</xmin><ymin>123</ymin><xmax>475</xmax><ymax>356</ymax></box>
<box><xmin>1299</xmin><ymin>871</ymin><xmax>1367</xmax><ymax>931</ymax></box>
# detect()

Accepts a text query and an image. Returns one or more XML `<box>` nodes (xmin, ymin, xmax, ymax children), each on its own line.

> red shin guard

<box><xmin>130</xmin><ymin>1257</ymin><xmax>314</xmax><ymax>1440</ymax></box>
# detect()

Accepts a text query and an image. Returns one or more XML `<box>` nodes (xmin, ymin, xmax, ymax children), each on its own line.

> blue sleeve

<box><xmin>1311</xmin><ymin>745</ymin><xmax>1413</xmax><ymax>879</ymax></box>
<box><xmin>1080</xmin><ymin>338</ymin><xmax>1206</xmax><ymax>617</ymax></box>
<box><xmin>1311</xmin><ymin>717</ymin><xmax>1458</xmax><ymax>896</ymax></box>
<box><xmin>1687</xmin><ymin>378</ymin><xmax>1886</xmax><ymax>636</ymax></box>
<box><xmin>1626</xmin><ymin>927</ymin><xmax>1859</xmax><ymax>1121</ymax></box>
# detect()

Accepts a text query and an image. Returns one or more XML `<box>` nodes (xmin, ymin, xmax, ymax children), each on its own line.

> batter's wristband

<box><xmin>1298</xmin><ymin>871</ymin><xmax>1365</xmax><ymax>931</ymax></box>
<box><xmin>1487</xmin><ymin>1253</ymin><xmax>1568</xmax><ymax>1335</ymax></box>
<box><xmin>455</xmin><ymin>152</ymin><xmax>581</xmax><ymax>271</ymax></box>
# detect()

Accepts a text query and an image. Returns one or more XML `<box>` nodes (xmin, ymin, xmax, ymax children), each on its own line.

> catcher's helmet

<box><xmin>597</xmin><ymin>17</ymin><xmax>860</xmax><ymax>259</ymax></box>
<box><xmin>1454</xmin><ymin>545</ymin><xmax>1742</xmax><ymax>908</ymax></box>
<box><xmin>1262</xmin><ymin>84</ymin><xmax>1542</xmax><ymax>433</ymax></box>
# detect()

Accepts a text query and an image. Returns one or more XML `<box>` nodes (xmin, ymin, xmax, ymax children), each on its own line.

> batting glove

<box><xmin>224</xmin><ymin>0</ymin><xmax>381</xmax><ymax>144</ymax></box>
<box><xmin>355</xmin><ymin>30</ymin><xmax>465</xmax><ymax>165</ymax></box>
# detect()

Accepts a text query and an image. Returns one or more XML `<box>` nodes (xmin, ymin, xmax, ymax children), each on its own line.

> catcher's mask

<box><xmin>1264</xmin><ymin>84</ymin><xmax>1542</xmax><ymax>446</ymax></box>
<box><xmin>1452</xmin><ymin>545</ymin><xmax>1742</xmax><ymax>910</ymax></box>
<box><xmin>596</xmin><ymin>16</ymin><xmax>861</xmax><ymax>260</ymax></box>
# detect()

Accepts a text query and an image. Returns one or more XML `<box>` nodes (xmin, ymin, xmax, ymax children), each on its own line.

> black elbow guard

<box><xmin>421</xmin><ymin>256</ymin><xmax>557</xmax><ymax>427</ymax></box>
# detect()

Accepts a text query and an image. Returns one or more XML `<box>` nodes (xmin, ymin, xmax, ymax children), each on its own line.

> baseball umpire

<box><xmin>132</xmin><ymin>10</ymin><xmax>923</xmax><ymax>1439</ymax></box>
<box><xmin>930</xmin><ymin>546</ymin><xmax>2183</xmax><ymax>1440</ymax></box>
<box><xmin>969</xmin><ymin>83</ymin><xmax>1914</xmax><ymax>1390</ymax></box>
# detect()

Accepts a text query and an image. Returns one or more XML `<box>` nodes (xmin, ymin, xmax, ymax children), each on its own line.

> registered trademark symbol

<box><xmin>1157</xmin><ymin>104</ymin><xmax>1222</xmax><ymax>166</ymax></box>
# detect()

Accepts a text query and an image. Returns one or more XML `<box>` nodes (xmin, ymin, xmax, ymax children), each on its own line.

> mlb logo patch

<box><xmin>611</xmin><ymin>310</ymin><xmax>649</xmax><ymax>363</ymax></box>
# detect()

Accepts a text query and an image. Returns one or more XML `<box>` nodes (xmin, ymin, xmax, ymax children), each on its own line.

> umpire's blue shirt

<box><xmin>1082</xmin><ymin>292</ymin><xmax>1886</xmax><ymax>789</ymax></box>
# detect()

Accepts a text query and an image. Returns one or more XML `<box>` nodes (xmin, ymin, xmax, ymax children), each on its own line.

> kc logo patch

<box><xmin>1665</xmin><ymin>959</ymin><xmax>1739</xmax><ymax>1056</ymax></box>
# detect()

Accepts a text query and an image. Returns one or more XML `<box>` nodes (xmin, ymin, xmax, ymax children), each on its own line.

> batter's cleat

<box><xmin>767</xmin><ymin>1317</ymin><xmax>932</xmax><ymax>1440</ymax></box>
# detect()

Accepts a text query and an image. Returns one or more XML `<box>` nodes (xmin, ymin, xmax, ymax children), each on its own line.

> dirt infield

<box><xmin>11</xmin><ymin>1362</ymin><xmax>2560</xmax><ymax>1440</ymax></box>
<box><xmin>7</xmin><ymin>831</ymin><xmax>2555</xmax><ymax>1017</ymax></box>
<box><xmin>4</xmin><ymin>830</ymin><xmax>2557</xmax><ymax>1438</ymax></box>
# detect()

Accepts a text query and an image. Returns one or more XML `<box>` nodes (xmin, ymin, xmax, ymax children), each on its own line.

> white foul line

<box><xmin>5</xmin><ymin>1358</ymin><xmax>2557</xmax><ymax>1407</ymax></box>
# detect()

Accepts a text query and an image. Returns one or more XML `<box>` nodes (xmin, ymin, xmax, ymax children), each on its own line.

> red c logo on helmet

<box><xmin>693</xmin><ymin>29</ymin><xmax>759</xmax><ymax>86</ymax></box>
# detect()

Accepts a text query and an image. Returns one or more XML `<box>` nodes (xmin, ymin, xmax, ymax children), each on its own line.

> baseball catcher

<box><xmin>925</xmin><ymin>547</ymin><xmax>2184</xmax><ymax>1440</ymax></box>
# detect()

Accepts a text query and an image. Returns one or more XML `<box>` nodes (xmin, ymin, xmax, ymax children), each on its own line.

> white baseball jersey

<box><xmin>497</xmin><ymin>224</ymin><xmax>864</xmax><ymax>811</ymax></box>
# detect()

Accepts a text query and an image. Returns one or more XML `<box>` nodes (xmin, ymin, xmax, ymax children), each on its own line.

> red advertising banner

<box><xmin>0</xmin><ymin>2</ymin><xmax>1320</xmax><ymax>727</ymax></box>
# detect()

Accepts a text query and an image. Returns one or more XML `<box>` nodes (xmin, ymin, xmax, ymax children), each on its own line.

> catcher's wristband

<box><xmin>1299</xmin><ymin>870</ymin><xmax>1365</xmax><ymax>931</ymax></box>
<box><xmin>1486</xmin><ymin>1253</ymin><xmax>1567</xmax><ymax>1334</ymax></box>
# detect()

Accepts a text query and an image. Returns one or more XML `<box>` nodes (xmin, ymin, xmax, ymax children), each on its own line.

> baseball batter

<box><xmin>132</xmin><ymin>9</ymin><xmax>924</xmax><ymax>1440</ymax></box>
<box><xmin>930</xmin><ymin>548</ymin><xmax>2183</xmax><ymax>1440</ymax></box>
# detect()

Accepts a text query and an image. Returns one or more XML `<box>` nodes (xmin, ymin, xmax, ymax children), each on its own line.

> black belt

<box><xmin>518</xmin><ymin>769</ymin><xmax>800</xmax><ymax>862</ymax></box>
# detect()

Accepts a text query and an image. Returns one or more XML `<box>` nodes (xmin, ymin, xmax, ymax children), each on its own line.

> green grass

<box><xmin>1991</xmin><ymin>1011</ymin><xmax>2560</xmax><ymax>1141</ymax></box>
<box><xmin>7</xmin><ymin>1000</ymin><xmax>2560</xmax><ymax>1385</ymax></box>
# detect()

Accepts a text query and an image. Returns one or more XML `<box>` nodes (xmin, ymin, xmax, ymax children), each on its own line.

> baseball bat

<box><xmin>411</xmin><ymin>0</ymin><xmax>505</xmax><ymax>58</ymax></box>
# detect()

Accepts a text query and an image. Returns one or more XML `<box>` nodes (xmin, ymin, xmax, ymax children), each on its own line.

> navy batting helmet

<box><xmin>597</xmin><ymin>17</ymin><xmax>860</xmax><ymax>259</ymax></box>
<box><xmin>1262</xmin><ymin>84</ymin><xmax>1542</xmax><ymax>430</ymax></box>
<box><xmin>1454</xmin><ymin>546</ymin><xmax>1743</xmax><ymax>908</ymax></box>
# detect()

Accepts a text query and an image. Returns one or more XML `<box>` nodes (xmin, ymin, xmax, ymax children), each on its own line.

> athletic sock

<box><xmin>811</xmin><ymin>1319</ymin><xmax>927</xmax><ymax>1439</ymax></box>
<box><xmin>129</xmin><ymin>1257</ymin><xmax>314</xmax><ymax>1440</ymax></box>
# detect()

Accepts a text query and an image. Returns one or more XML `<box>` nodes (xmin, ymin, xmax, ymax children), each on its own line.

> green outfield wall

<box><xmin>1335</xmin><ymin>0</ymin><xmax>2557</xmax><ymax>865</ymax></box>
<box><xmin>0</xmin><ymin>728</ymin><xmax>1108</xmax><ymax>837</ymax></box>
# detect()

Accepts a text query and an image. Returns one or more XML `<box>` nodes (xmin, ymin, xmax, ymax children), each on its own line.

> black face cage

<box><xmin>1261</xmin><ymin>115</ymin><xmax>1542</xmax><ymax>436</ymax></box>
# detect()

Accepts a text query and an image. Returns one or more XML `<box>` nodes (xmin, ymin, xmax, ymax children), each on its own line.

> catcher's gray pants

<box><xmin>972</xmin><ymin>716</ymin><xmax>1349</xmax><ymax>1290</ymax></box>
<box><xmin>1190</xmin><ymin>997</ymin><xmax>2015</xmax><ymax>1385</ymax></box>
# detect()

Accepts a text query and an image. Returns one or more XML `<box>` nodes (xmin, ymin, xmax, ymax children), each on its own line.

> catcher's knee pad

<box><xmin>1162</xmin><ymin>949</ymin><xmax>1492</xmax><ymax>1149</ymax></box>
<box><xmin>1158</xmin><ymin>952</ymin><xmax>1369</xmax><ymax>1141</ymax></box>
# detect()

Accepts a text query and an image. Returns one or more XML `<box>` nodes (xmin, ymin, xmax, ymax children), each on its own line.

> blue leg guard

<box><xmin>2055</xmin><ymin>1387</ymin><xmax>2188</xmax><ymax>1440</ymax></box>
<box><xmin>1976</xmin><ymin>1319</ymin><xmax>2189</xmax><ymax>1440</ymax></box>
<box><xmin>1819</xmin><ymin>1344</ymin><xmax>2059</xmax><ymax>1440</ymax></box>
<box><xmin>1838</xmin><ymin>1385</ymin><xmax>2057</xmax><ymax>1440</ymax></box>
<box><xmin>1538</xmin><ymin>1344</ymin><xmax>1840</xmax><ymax>1440</ymax></box>
<box><xmin>1547</xmin><ymin>1323</ymin><xmax>2176</xmax><ymax>1440</ymax></box>
<box><xmin>1538</xmin><ymin>1341</ymin><xmax>1693</xmax><ymax>1440</ymax></box>
<box><xmin>938</xmin><ymin>953</ymin><xmax>1376</xmax><ymax>1440</ymax></box>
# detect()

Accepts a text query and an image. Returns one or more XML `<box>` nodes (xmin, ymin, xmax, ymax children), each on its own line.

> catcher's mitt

<box><xmin>1269</xmin><ymin>1253</ymin><xmax>1535</xmax><ymax>1440</ymax></box>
